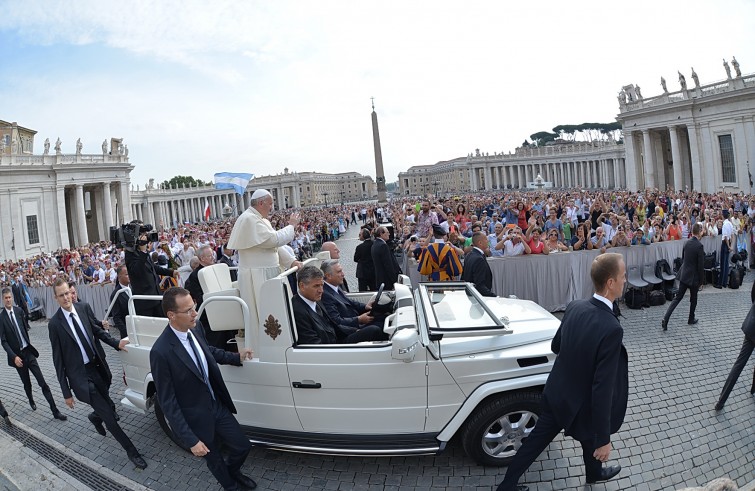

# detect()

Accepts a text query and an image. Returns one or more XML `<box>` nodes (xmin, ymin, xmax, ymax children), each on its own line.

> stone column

<box><xmin>669</xmin><ymin>126</ymin><xmax>683</xmax><ymax>192</ymax></box>
<box><xmin>484</xmin><ymin>166</ymin><xmax>492</xmax><ymax>190</ymax></box>
<box><xmin>74</xmin><ymin>185</ymin><xmax>88</xmax><ymax>246</ymax></box>
<box><xmin>641</xmin><ymin>130</ymin><xmax>656</xmax><ymax>189</ymax></box>
<box><xmin>102</xmin><ymin>183</ymin><xmax>114</xmax><ymax>233</ymax></box>
<box><xmin>55</xmin><ymin>186</ymin><xmax>70</xmax><ymax>249</ymax></box>
<box><xmin>623</xmin><ymin>131</ymin><xmax>639</xmax><ymax>190</ymax></box>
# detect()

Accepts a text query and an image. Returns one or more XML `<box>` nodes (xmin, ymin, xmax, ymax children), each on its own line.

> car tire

<box><xmin>154</xmin><ymin>397</ymin><xmax>191</xmax><ymax>452</ymax></box>
<box><xmin>461</xmin><ymin>391</ymin><xmax>542</xmax><ymax>467</ymax></box>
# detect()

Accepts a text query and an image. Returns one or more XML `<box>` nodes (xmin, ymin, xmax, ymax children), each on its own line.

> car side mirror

<box><xmin>391</xmin><ymin>328</ymin><xmax>420</xmax><ymax>363</ymax></box>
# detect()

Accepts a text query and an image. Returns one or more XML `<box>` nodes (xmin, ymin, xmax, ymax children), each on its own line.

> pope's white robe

<box><xmin>228</xmin><ymin>207</ymin><xmax>295</xmax><ymax>347</ymax></box>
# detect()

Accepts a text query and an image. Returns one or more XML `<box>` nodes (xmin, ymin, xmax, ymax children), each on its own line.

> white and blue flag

<box><xmin>214</xmin><ymin>172</ymin><xmax>254</xmax><ymax>195</ymax></box>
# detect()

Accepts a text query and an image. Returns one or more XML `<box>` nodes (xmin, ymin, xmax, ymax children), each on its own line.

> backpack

<box><xmin>624</xmin><ymin>288</ymin><xmax>646</xmax><ymax>309</ymax></box>
<box><xmin>728</xmin><ymin>269</ymin><xmax>741</xmax><ymax>289</ymax></box>
<box><xmin>703</xmin><ymin>252</ymin><xmax>716</xmax><ymax>270</ymax></box>
<box><xmin>655</xmin><ymin>259</ymin><xmax>673</xmax><ymax>280</ymax></box>
<box><xmin>648</xmin><ymin>290</ymin><xmax>666</xmax><ymax>306</ymax></box>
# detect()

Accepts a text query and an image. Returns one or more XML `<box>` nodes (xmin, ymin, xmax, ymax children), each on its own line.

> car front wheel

<box><xmin>461</xmin><ymin>391</ymin><xmax>542</xmax><ymax>466</ymax></box>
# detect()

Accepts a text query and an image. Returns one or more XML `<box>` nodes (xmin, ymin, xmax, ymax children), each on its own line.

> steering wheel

<box><xmin>374</xmin><ymin>283</ymin><xmax>385</xmax><ymax>306</ymax></box>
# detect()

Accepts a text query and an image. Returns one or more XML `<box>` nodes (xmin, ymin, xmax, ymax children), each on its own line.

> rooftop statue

<box><xmin>102</xmin><ymin>139</ymin><xmax>108</xmax><ymax>154</ymax></box>
<box><xmin>660</xmin><ymin>76</ymin><xmax>668</xmax><ymax>93</ymax></box>
<box><xmin>723</xmin><ymin>58</ymin><xmax>732</xmax><ymax>79</ymax></box>
<box><xmin>618</xmin><ymin>89</ymin><xmax>626</xmax><ymax>105</ymax></box>
<box><xmin>691</xmin><ymin>68</ymin><xmax>700</xmax><ymax>88</ymax></box>
<box><xmin>43</xmin><ymin>138</ymin><xmax>50</xmax><ymax>155</ymax></box>
<box><xmin>54</xmin><ymin>137</ymin><xmax>62</xmax><ymax>154</ymax></box>
<box><xmin>635</xmin><ymin>85</ymin><xmax>642</xmax><ymax>100</ymax></box>
<box><xmin>75</xmin><ymin>138</ymin><xmax>83</xmax><ymax>155</ymax></box>
<box><xmin>678</xmin><ymin>71</ymin><xmax>687</xmax><ymax>91</ymax></box>
<box><xmin>731</xmin><ymin>56</ymin><xmax>741</xmax><ymax>77</ymax></box>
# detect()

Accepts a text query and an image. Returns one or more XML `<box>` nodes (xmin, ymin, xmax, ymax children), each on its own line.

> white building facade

<box><xmin>0</xmin><ymin>132</ymin><xmax>132</xmax><ymax>261</ymax></box>
<box><xmin>617</xmin><ymin>67</ymin><xmax>755</xmax><ymax>193</ymax></box>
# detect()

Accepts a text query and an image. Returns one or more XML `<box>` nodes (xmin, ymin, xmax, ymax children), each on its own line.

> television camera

<box><xmin>110</xmin><ymin>221</ymin><xmax>158</xmax><ymax>251</ymax></box>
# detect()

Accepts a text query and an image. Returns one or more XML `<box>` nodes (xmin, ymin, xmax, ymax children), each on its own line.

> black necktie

<box><xmin>10</xmin><ymin>310</ymin><xmax>27</xmax><ymax>349</ymax></box>
<box><xmin>70</xmin><ymin>313</ymin><xmax>96</xmax><ymax>363</ymax></box>
<box><xmin>186</xmin><ymin>331</ymin><xmax>215</xmax><ymax>400</ymax></box>
<box><xmin>338</xmin><ymin>288</ymin><xmax>348</xmax><ymax>300</ymax></box>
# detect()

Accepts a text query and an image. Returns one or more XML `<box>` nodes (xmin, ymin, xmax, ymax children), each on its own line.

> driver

<box><xmin>292</xmin><ymin>266</ymin><xmax>388</xmax><ymax>344</ymax></box>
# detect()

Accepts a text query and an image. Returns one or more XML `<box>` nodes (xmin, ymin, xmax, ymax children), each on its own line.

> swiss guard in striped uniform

<box><xmin>419</xmin><ymin>224</ymin><xmax>463</xmax><ymax>281</ymax></box>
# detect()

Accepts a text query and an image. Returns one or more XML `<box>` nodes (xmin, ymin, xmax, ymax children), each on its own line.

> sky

<box><xmin>1</xmin><ymin>0</ymin><xmax>753</xmax><ymax>188</ymax></box>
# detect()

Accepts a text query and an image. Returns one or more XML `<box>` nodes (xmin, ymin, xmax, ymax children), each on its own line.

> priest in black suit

<box><xmin>371</xmin><ymin>226</ymin><xmax>401</xmax><ymax>291</ymax></box>
<box><xmin>47</xmin><ymin>278</ymin><xmax>146</xmax><ymax>470</ymax></box>
<box><xmin>662</xmin><ymin>223</ymin><xmax>705</xmax><ymax>330</ymax></box>
<box><xmin>293</xmin><ymin>266</ymin><xmax>387</xmax><ymax>344</ymax></box>
<box><xmin>460</xmin><ymin>231</ymin><xmax>496</xmax><ymax>297</ymax></box>
<box><xmin>1</xmin><ymin>288</ymin><xmax>67</xmax><ymax>421</ymax></box>
<box><xmin>497</xmin><ymin>253</ymin><xmax>629</xmax><ymax>491</ymax></box>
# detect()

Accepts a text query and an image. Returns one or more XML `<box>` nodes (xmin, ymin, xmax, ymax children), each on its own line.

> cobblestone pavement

<box><xmin>1</xmin><ymin>222</ymin><xmax>754</xmax><ymax>490</ymax></box>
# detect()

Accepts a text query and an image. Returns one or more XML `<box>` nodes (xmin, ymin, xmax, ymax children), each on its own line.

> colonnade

<box><xmin>62</xmin><ymin>181</ymin><xmax>130</xmax><ymax>248</ymax></box>
<box><xmin>467</xmin><ymin>158</ymin><xmax>626</xmax><ymax>191</ymax></box>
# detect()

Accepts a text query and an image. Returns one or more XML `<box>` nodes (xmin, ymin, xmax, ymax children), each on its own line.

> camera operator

<box><xmin>124</xmin><ymin>229</ymin><xmax>178</xmax><ymax>317</ymax></box>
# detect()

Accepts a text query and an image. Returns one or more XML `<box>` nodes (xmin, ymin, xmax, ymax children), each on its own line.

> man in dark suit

<box><xmin>497</xmin><ymin>253</ymin><xmax>629</xmax><ymax>491</ymax></box>
<box><xmin>150</xmin><ymin>287</ymin><xmax>256</xmax><ymax>491</ymax></box>
<box><xmin>320</xmin><ymin>260</ymin><xmax>382</xmax><ymax>329</ymax></box>
<box><xmin>11</xmin><ymin>278</ymin><xmax>29</xmax><ymax>322</ymax></box>
<box><xmin>460</xmin><ymin>231</ymin><xmax>496</xmax><ymax>297</ymax></box>
<box><xmin>108</xmin><ymin>266</ymin><xmax>131</xmax><ymax>338</ymax></box>
<box><xmin>217</xmin><ymin>246</ymin><xmax>238</xmax><ymax>282</ymax></box>
<box><xmin>715</xmin><ymin>301</ymin><xmax>755</xmax><ymax>411</ymax></box>
<box><xmin>371</xmin><ymin>226</ymin><xmax>401</xmax><ymax>291</ymax></box>
<box><xmin>125</xmin><ymin>231</ymin><xmax>178</xmax><ymax>317</ymax></box>
<box><xmin>321</xmin><ymin>242</ymin><xmax>349</xmax><ymax>292</ymax></box>
<box><xmin>1</xmin><ymin>288</ymin><xmax>67</xmax><ymax>421</ymax></box>
<box><xmin>47</xmin><ymin>278</ymin><xmax>146</xmax><ymax>470</ymax></box>
<box><xmin>293</xmin><ymin>266</ymin><xmax>387</xmax><ymax>344</ymax></box>
<box><xmin>662</xmin><ymin>223</ymin><xmax>705</xmax><ymax>330</ymax></box>
<box><xmin>353</xmin><ymin>228</ymin><xmax>376</xmax><ymax>291</ymax></box>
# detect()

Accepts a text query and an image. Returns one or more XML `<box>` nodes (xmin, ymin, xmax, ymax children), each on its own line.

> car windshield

<box><xmin>422</xmin><ymin>283</ymin><xmax>500</xmax><ymax>329</ymax></box>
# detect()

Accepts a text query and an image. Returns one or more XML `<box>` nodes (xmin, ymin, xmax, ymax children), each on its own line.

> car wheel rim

<box><xmin>481</xmin><ymin>410</ymin><xmax>538</xmax><ymax>459</ymax></box>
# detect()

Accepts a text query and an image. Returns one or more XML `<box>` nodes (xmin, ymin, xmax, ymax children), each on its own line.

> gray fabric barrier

<box><xmin>28</xmin><ymin>283</ymin><xmax>116</xmax><ymax>321</ymax></box>
<box><xmin>405</xmin><ymin>236</ymin><xmax>723</xmax><ymax>312</ymax></box>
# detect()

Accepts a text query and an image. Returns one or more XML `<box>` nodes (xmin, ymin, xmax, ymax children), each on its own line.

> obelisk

<box><xmin>371</xmin><ymin>98</ymin><xmax>387</xmax><ymax>203</ymax></box>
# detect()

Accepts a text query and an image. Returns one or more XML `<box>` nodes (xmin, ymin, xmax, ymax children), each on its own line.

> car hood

<box><xmin>437</xmin><ymin>297</ymin><xmax>560</xmax><ymax>357</ymax></box>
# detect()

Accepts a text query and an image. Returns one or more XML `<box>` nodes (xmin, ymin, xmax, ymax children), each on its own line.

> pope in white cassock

<box><xmin>228</xmin><ymin>189</ymin><xmax>300</xmax><ymax>343</ymax></box>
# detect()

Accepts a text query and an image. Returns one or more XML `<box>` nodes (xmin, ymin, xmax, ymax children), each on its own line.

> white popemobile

<box><xmin>115</xmin><ymin>257</ymin><xmax>559</xmax><ymax>467</ymax></box>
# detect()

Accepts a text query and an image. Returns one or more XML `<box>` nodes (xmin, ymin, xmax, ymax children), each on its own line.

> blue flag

<box><xmin>214</xmin><ymin>172</ymin><xmax>254</xmax><ymax>195</ymax></box>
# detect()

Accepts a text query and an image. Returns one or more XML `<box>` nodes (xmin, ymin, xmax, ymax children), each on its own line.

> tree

<box><xmin>161</xmin><ymin>175</ymin><xmax>211</xmax><ymax>189</ymax></box>
<box><xmin>529</xmin><ymin>131</ymin><xmax>558</xmax><ymax>147</ymax></box>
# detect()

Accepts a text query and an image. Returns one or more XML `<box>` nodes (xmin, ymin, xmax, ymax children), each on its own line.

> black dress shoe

<box><xmin>713</xmin><ymin>284</ymin><xmax>722</xmax><ymax>289</ymax></box>
<box><xmin>714</xmin><ymin>402</ymin><xmax>724</xmax><ymax>411</ymax></box>
<box><xmin>53</xmin><ymin>411</ymin><xmax>67</xmax><ymax>421</ymax></box>
<box><xmin>232</xmin><ymin>472</ymin><xmax>257</xmax><ymax>490</ymax></box>
<box><xmin>30</xmin><ymin>402</ymin><xmax>37</xmax><ymax>411</ymax></box>
<box><xmin>88</xmin><ymin>413</ymin><xmax>106</xmax><ymax>436</ymax></box>
<box><xmin>661</xmin><ymin>319</ymin><xmax>668</xmax><ymax>331</ymax></box>
<box><xmin>688</xmin><ymin>318</ymin><xmax>699</xmax><ymax>325</ymax></box>
<box><xmin>586</xmin><ymin>464</ymin><xmax>621</xmax><ymax>484</ymax></box>
<box><xmin>2</xmin><ymin>415</ymin><xmax>10</xmax><ymax>426</ymax></box>
<box><xmin>128</xmin><ymin>453</ymin><xmax>147</xmax><ymax>470</ymax></box>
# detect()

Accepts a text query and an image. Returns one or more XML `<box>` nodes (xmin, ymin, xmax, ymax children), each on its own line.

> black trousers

<box><xmin>85</xmin><ymin>364</ymin><xmax>137</xmax><ymax>456</ymax></box>
<box><xmin>15</xmin><ymin>349</ymin><xmax>58</xmax><ymax>413</ymax></box>
<box><xmin>357</xmin><ymin>278</ymin><xmax>376</xmax><ymax>292</ymax></box>
<box><xmin>342</xmin><ymin>324</ymin><xmax>388</xmax><ymax>343</ymax></box>
<box><xmin>717</xmin><ymin>334</ymin><xmax>755</xmax><ymax>407</ymax></box>
<box><xmin>0</xmin><ymin>399</ymin><xmax>7</xmax><ymax>418</ymax></box>
<box><xmin>663</xmin><ymin>281</ymin><xmax>698</xmax><ymax>324</ymax></box>
<box><xmin>497</xmin><ymin>400</ymin><xmax>602</xmax><ymax>491</ymax></box>
<box><xmin>203</xmin><ymin>398</ymin><xmax>252</xmax><ymax>490</ymax></box>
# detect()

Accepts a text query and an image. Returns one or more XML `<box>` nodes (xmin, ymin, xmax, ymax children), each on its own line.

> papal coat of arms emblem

<box><xmin>264</xmin><ymin>314</ymin><xmax>282</xmax><ymax>340</ymax></box>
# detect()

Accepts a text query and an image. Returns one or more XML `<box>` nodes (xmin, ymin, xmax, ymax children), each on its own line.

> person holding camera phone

<box><xmin>124</xmin><ymin>223</ymin><xmax>179</xmax><ymax>317</ymax></box>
